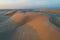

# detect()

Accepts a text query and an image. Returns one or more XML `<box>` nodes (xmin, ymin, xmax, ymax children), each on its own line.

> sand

<box><xmin>11</xmin><ymin>11</ymin><xmax>60</xmax><ymax>40</ymax></box>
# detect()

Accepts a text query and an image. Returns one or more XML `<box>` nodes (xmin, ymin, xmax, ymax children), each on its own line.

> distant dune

<box><xmin>34</xmin><ymin>9</ymin><xmax>60</xmax><ymax>13</ymax></box>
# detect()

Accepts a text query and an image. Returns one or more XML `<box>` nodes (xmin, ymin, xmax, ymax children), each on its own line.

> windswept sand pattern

<box><xmin>0</xmin><ymin>10</ymin><xmax>60</xmax><ymax>40</ymax></box>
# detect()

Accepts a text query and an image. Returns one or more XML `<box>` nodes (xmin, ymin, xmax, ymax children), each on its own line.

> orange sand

<box><xmin>11</xmin><ymin>11</ymin><xmax>60</xmax><ymax>40</ymax></box>
<box><xmin>26</xmin><ymin>14</ymin><xmax>60</xmax><ymax>40</ymax></box>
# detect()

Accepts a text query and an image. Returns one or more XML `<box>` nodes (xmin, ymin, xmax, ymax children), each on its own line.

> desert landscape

<box><xmin>0</xmin><ymin>9</ymin><xmax>60</xmax><ymax>40</ymax></box>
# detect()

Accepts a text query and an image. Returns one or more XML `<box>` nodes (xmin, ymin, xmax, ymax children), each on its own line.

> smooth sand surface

<box><xmin>26</xmin><ymin>14</ymin><xmax>60</xmax><ymax>40</ymax></box>
<box><xmin>11</xmin><ymin>11</ymin><xmax>60</xmax><ymax>40</ymax></box>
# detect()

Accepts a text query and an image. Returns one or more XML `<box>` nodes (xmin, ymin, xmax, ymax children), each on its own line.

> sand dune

<box><xmin>0</xmin><ymin>10</ymin><xmax>60</xmax><ymax>40</ymax></box>
<box><xmin>26</xmin><ymin>14</ymin><xmax>60</xmax><ymax>40</ymax></box>
<box><xmin>10</xmin><ymin>11</ymin><xmax>60</xmax><ymax>40</ymax></box>
<box><xmin>34</xmin><ymin>9</ymin><xmax>60</xmax><ymax>13</ymax></box>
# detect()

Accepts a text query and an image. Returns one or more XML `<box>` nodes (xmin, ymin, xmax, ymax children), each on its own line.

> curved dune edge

<box><xmin>25</xmin><ymin>14</ymin><xmax>60</xmax><ymax>40</ymax></box>
<box><xmin>2</xmin><ymin>10</ymin><xmax>60</xmax><ymax>40</ymax></box>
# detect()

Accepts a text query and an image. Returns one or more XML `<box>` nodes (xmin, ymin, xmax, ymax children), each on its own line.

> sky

<box><xmin>0</xmin><ymin>0</ymin><xmax>60</xmax><ymax>9</ymax></box>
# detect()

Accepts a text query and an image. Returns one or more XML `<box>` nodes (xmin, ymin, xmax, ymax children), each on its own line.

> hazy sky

<box><xmin>0</xmin><ymin>0</ymin><xmax>60</xmax><ymax>9</ymax></box>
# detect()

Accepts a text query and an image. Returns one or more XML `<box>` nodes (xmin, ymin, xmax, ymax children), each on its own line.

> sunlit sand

<box><xmin>0</xmin><ymin>9</ymin><xmax>60</xmax><ymax>40</ymax></box>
